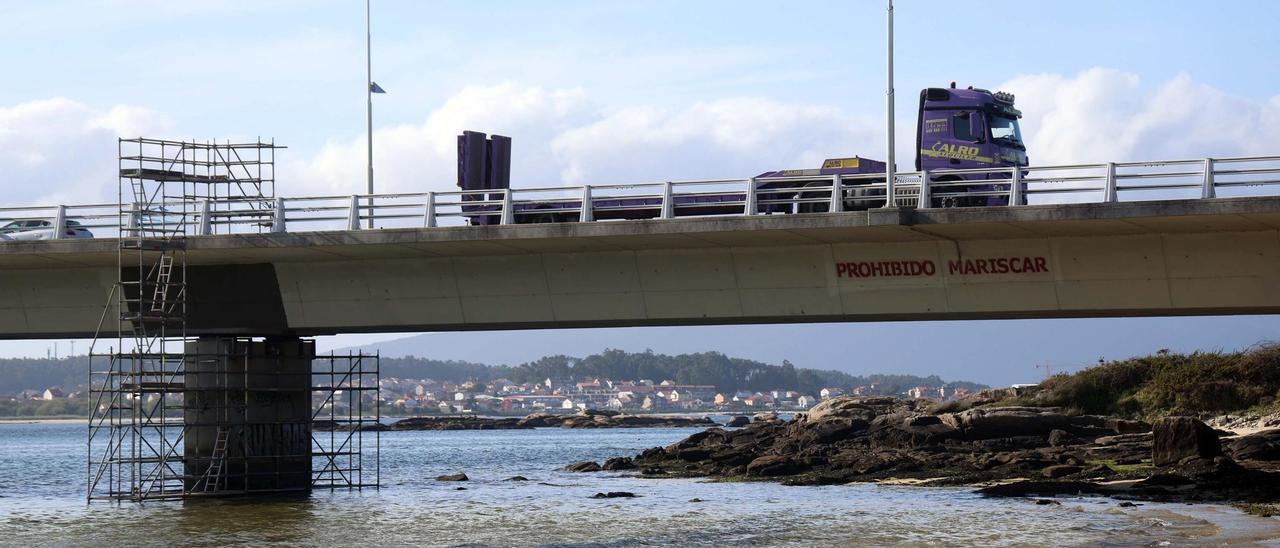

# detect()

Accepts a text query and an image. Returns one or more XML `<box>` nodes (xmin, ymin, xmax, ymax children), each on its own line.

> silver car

<box><xmin>0</xmin><ymin>219</ymin><xmax>94</xmax><ymax>240</ymax></box>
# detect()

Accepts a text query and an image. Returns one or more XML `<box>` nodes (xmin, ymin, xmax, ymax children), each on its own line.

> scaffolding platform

<box><xmin>88</xmin><ymin>137</ymin><xmax>378</xmax><ymax>502</ymax></box>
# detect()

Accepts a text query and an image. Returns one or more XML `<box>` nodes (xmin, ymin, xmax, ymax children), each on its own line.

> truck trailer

<box><xmin>458</xmin><ymin>83</ymin><xmax>1027</xmax><ymax>225</ymax></box>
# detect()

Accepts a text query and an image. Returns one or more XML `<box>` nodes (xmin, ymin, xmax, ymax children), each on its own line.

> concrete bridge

<box><xmin>11</xmin><ymin>149</ymin><xmax>1272</xmax><ymax>501</ymax></box>
<box><xmin>6</xmin><ymin>196</ymin><xmax>1280</xmax><ymax>340</ymax></box>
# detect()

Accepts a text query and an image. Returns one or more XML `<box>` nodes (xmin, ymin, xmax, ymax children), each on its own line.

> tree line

<box><xmin>0</xmin><ymin>350</ymin><xmax>987</xmax><ymax>398</ymax></box>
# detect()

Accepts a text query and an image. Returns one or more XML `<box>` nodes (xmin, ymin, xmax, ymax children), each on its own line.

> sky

<box><xmin>2</xmin><ymin>1</ymin><xmax>1280</xmax><ymax>384</ymax></box>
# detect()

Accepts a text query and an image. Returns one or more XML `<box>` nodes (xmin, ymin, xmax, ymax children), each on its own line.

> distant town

<box><xmin>377</xmin><ymin>375</ymin><xmax>977</xmax><ymax>416</ymax></box>
<box><xmin>0</xmin><ymin>350</ymin><xmax>988</xmax><ymax>417</ymax></box>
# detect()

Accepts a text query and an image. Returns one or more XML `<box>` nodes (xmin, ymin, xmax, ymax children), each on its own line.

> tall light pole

<box><xmin>365</xmin><ymin>0</ymin><xmax>374</xmax><ymax>228</ymax></box>
<box><xmin>883</xmin><ymin>0</ymin><xmax>896</xmax><ymax>208</ymax></box>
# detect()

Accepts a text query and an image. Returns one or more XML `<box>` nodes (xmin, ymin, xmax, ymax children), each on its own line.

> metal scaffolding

<box><xmin>87</xmin><ymin>138</ymin><xmax>378</xmax><ymax>502</ymax></box>
<box><xmin>312</xmin><ymin>351</ymin><xmax>381</xmax><ymax>490</ymax></box>
<box><xmin>115</xmin><ymin>138</ymin><xmax>279</xmax><ymax>235</ymax></box>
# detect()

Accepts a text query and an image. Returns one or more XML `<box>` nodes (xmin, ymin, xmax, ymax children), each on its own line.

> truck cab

<box><xmin>916</xmin><ymin>84</ymin><xmax>1027</xmax><ymax>206</ymax></box>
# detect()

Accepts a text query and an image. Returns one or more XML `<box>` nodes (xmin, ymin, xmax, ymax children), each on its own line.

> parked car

<box><xmin>0</xmin><ymin>219</ymin><xmax>94</xmax><ymax>240</ymax></box>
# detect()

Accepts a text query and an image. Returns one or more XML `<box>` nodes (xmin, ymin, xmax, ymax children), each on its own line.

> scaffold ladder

<box><xmin>203</xmin><ymin>427</ymin><xmax>229</xmax><ymax>493</ymax></box>
<box><xmin>151</xmin><ymin>254</ymin><xmax>173</xmax><ymax>312</ymax></box>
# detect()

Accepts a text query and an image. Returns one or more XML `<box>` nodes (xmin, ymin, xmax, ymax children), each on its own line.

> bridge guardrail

<box><xmin>3</xmin><ymin>155</ymin><xmax>1280</xmax><ymax>239</ymax></box>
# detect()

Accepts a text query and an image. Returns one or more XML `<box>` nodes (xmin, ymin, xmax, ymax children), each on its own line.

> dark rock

<box><xmin>676</xmin><ymin>448</ymin><xmax>713</xmax><ymax>461</ymax></box>
<box><xmin>505</xmin><ymin>476</ymin><xmax>528</xmax><ymax>481</ymax></box>
<box><xmin>1228</xmin><ymin>429</ymin><xmax>1280</xmax><ymax>461</ymax></box>
<box><xmin>752</xmin><ymin>412</ymin><xmax>782</xmax><ymax>424</ymax></box>
<box><xmin>725</xmin><ymin>416</ymin><xmax>751</xmax><ymax>428</ymax></box>
<box><xmin>974</xmin><ymin>435</ymin><xmax>1055</xmax><ymax>452</ymax></box>
<box><xmin>1035</xmin><ymin>499</ymin><xmax>1062</xmax><ymax>505</ymax></box>
<box><xmin>1105</xmin><ymin>418</ymin><xmax>1151</xmax><ymax>434</ymax></box>
<box><xmin>1042</xmin><ymin>465</ymin><xmax>1082</xmax><ymax>479</ymax></box>
<box><xmin>1068</xmin><ymin>415</ymin><xmax>1108</xmax><ymax>428</ymax></box>
<box><xmin>797</xmin><ymin>417</ymin><xmax>871</xmax><ymax>445</ymax></box>
<box><xmin>1175</xmin><ymin>455</ymin><xmax>1242</xmax><ymax>479</ymax></box>
<box><xmin>1083</xmin><ymin>464</ymin><xmax>1114</xmax><ymax>477</ymax></box>
<box><xmin>1137</xmin><ymin>473</ymin><xmax>1194</xmax><ymax>486</ymax></box>
<box><xmin>828</xmin><ymin>449</ymin><xmax>898</xmax><ymax>475</ymax></box>
<box><xmin>746</xmin><ymin>455</ymin><xmax>804</xmax><ymax>477</ymax></box>
<box><xmin>868</xmin><ymin>415</ymin><xmax>960</xmax><ymax>448</ymax></box>
<box><xmin>1048</xmin><ymin>429</ymin><xmax>1075</xmax><ymax>447</ymax></box>
<box><xmin>393</xmin><ymin>417</ymin><xmax>529</xmax><ymax>431</ymax></box>
<box><xmin>943</xmin><ymin>407</ymin><xmax>1069</xmax><ymax>440</ymax></box>
<box><xmin>602</xmin><ymin>457</ymin><xmax>637</xmax><ymax>471</ymax></box>
<box><xmin>666</xmin><ymin>428</ymin><xmax>727</xmax><ymax>453</ymax></box>
<box><xmin>1117</xmin><ymin>501</ymin><xmax>1138</xmax><ymax>507</ymax></box>
<box><xmin>804</xmin><ymin>396</ymin><xmax>880</xmax><ymax>422</ymax></box>
<box><xmin>1152</xmin><ymin>417</ymin><xmax>1222</xmax><ymax>466</ymax></box>
<box><xmin>590</xmin><ymin>491</ymin><xmax>637</xmax><ymax>499</ymax></box>
<box><xmin>1095</xmin><ymin>432</ymin><xmax>1153</xmax><ymax>446</ymax></box>
<box><xmin>709</xmin><ymin>447</ymin><xmax>756</xmax><ymax>466</ymax></box>
<box><xmin>517</xmin><ymin>412</ymin><xmax>557</xmax><ymax>428</ymax></box>
<box><xmin>565</xmin><ymin>461</ymin><xmax>603</xmax><ymax>472</ymax></box>
<box><xmin>639</xmin><ymin>447</ymin><xmax>665</xmax><ymax>460</ymax></box>
<box><xmin>454</xmin><ymin>487</ymin><xmax>467</xmax><ymax>490</ymax></box>
<box><xmin>688</xmin><ymin>498</ymin><xmax>704</xmax><ymax>503</ymax></box>
<box><xmin>436</xmin><ymin>473</ymin><xmax>468</xmax><ymax>481</ymax></box>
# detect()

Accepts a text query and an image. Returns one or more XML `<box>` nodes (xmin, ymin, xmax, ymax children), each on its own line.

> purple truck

<box><xmin>459</xmin><ymin>83</ymin><xmax>1027</xmax><ymax>225</ymax></box>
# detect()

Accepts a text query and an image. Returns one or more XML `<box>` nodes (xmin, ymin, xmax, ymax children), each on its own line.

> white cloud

<box><xmin>294</xmin><ymin>71</ymin><xmax>1280</xmax><ymax>201</ymax></box>
<box><xmin>7</xmin><ymin>68</ymin><xmax>1280</xmax><ymax>212</ymax></box>
<box><xmin>1000</xmin><ymin>68</ymin><xmax>1280</xmax><ymax>165</ymax></box>
<box><xmin>0</xmin><ymin>98</ymin><xmax>170</xmax><ymax>207</ymax></box>
<box><xmin>551</xmin><ymin>98</ymin><xmax>880</xmax><ymax>184</ymax></box>
<box><xmin>289</xmin><ymin>83</ymin><xmax>882</xmax><ymax>196</ymax></box>
<box><xmin>286</xmin><ymin>82</ymin><xmax>598</xmax><ymax>196</ymax></box>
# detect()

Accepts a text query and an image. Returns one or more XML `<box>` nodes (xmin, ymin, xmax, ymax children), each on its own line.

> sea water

<box><xmin>0</xmin><ymin>422</ymin><xmax>1277</xmax><ymax>546</ymax></box>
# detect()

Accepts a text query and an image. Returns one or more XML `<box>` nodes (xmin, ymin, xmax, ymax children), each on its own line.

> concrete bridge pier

<box><xmin>183</xmin><ymin>336</ymin><xmax>313</xmax><ymax>494</ymax></box>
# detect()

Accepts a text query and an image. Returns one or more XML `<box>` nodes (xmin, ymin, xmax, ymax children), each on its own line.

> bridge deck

<box><xmin>4</xmin><ymin>197</ymin><xmax>1280</xmax><ymax>268</ymax></box>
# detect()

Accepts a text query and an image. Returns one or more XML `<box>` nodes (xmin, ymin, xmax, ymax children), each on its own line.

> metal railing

<box><xmin>4</xmin><ymin>155</ymin><xmax>1280</xmax><ymax>239</ymax></box>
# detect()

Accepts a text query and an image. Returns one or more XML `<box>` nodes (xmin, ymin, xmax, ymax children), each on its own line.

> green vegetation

<box><xmin>500</xmin><ymin>349</ymin><xmax>985</xmax><ymax>394</ymax></box>
<box><xmin>1002</xmin><ymin>345</ymin><xmax>1280</xmax><ymax>419</ymax></box>
<box><xmin>1089</xmin><ymin>458</ymin><xmax>1155</xmax><ymax>478</ymax></box>
<box><xmin>0</xmin><ymin>397</ymin><xmax>86</xmax><ymax>418</ymax></box>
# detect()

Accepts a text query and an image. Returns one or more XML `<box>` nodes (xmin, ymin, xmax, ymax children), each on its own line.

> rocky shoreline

<box><xmin>568</xmin><ymin>396</ymin><xmax>1280</xmax><ymax>504</ymax></box>
<box><xmin>315</xmin><ymin>409</ymin><xmax>717</xmax><ymax>431</ymax></box>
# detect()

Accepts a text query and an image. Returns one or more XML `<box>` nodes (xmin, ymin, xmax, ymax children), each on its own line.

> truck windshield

<box><xmin>989</xmin><ymin>114</ymin><xmax>1023</xmax><ymax>146</ymax></box>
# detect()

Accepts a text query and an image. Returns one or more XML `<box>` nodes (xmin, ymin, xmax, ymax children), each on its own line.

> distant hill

<box><xmin>0</xmin><ymin>356</ymin><xmax>86</xmax><ymax>395</ymax></box>
<box><xmin>0</xmin><ymin>351</ymin><xmax>986</xmax><ymax>397</ymax></box>
<box><xmin>358</xmin><ymin>349</ymin><xmax>987</xmax><ymax>394</ymax></box>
